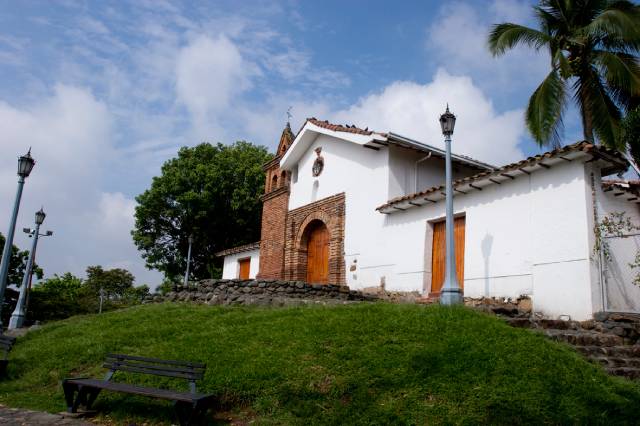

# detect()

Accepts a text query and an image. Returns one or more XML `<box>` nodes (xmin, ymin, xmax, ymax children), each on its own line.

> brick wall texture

<box><xmin>257</xmin><ymin>124</ymin><xmax>346</xmax><ymax>285</ymax></box>
<box><xmin>257</xmin><ymin>186</ymin><xmax>289</xmax><ymax>279</ymax></box>
<box><xmin>283</xmin><ymin>193</ymin><xmax>346</xmax><ymax>284</ymax></box>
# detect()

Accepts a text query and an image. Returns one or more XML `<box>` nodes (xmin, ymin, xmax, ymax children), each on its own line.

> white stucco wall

<box><xmin>288</xmin><ymin>133</ymin><xmax>391</xmax><ymax>283</ymax></box>
<box><xmin>285</xmin><ymin>128</ymin><xmax>603</xmax><ymax>319</ymax></box>
<box><xmin>221</xmin><ymin>249</ymin><xmax>260</xmax><ymax>279</ymax></box>
<box><xmin>593</xmin><ymin>174</ymin><xmax>640</xmax><ymax>313</ymax></box>
<box><xmin>387</xmin><ymin>146</ymin><xmax>481</xmax><ymax>197</ymax></box>
<box><xmin>360</xmin><ymin>160</ymin><xmax>595</xmax><ymax>320</ymax></box>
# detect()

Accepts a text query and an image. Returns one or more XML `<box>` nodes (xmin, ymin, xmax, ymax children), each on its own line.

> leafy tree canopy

<box><xmin>84</xmin><ymin>265</ymin><xmax>135</xmax><ymax>298</ymax></box>
<box><xmin>488</xmin><ymin>0</ymin><xmax>640</xmax><ymax>148</ymax></box>
<box><xmin>0</xmin><ymin>232</ymin><xmax>43</xmax><ymax>287</ymax></box>
<box><xmin>132</xmin><ymin>141</ymin><xmax>272</xmax><ymax>281</ymax></box>
<box><xmin>29</xmin><ymin>269</ymin><xmax>149</xmax><ymax>323</ymax></box>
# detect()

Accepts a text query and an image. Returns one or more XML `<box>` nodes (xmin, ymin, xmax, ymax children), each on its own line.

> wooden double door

<box><xmin>306</xmin><ymin>222</ymin><xmax>330</xmax><ymax>284</ymax></box>
<box><xmin>431</xmin><ymin>216</ymin><xmax>466</xmax><ymax>294</ymax></box>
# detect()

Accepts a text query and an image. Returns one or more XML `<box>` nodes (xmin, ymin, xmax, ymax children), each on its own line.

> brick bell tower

<box><xmin>257</xmin><ymin>122</ymin><xmax>295</xmax><ymax>279</ymax></box>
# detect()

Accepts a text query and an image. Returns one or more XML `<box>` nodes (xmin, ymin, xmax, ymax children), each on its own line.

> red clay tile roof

<box><xmin>602</xmin><ymin>179</ymin><xmax>640</xmax><ymax>197</ymax></box>
<box><xmin>306</xmin><ymin>117</ymin><xmax>386</xmax><ymax>137</ymax></box>
<box><xmin>299</xmin><ymin>118</ymin><xmax>492</xmax><ymax>170</ymax></box>
<box><xmin>215</xmin><ymin>241</ymin><xmax>260</xmax><ymax>257</ymax></box>
<box><xmin>377</xmin><ymin>141</ymin><xmax>628</xmax><ymax>212</ymax></box>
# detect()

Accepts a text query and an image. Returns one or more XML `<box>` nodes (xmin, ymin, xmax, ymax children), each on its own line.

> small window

<box><xmin>292</xmin><ymin>166</ymin><xmax>298</xmax><ymax>183</ymax></box>
<box><xmin>271</xmin><ymin>174</ymin><xmax>278</xmax><ymax>190</ymax></box>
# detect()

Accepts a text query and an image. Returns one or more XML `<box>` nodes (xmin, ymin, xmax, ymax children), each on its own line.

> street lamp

<box><xmin>183</xmin><ymin>235</ymin><xmax>193</xmax><ymax>287</ymax></box>
<box><xmin>0</xmin><ymin>149</ymin><xmax>35</xmax><ymax>328</ymax></box>
<box><xmin>439</xmin><ymin>105</ymin><xmax>463</xmax><ymax>305</ymax></box>
<box><xmin>9</xmin><ymin>207</ymin><xmax>52</xmax><ymax>329</ymax></box>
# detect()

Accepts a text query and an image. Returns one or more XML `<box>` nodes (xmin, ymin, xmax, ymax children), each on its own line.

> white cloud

<box><xmin>332</xmin><ymin>69</ymin><xmax>525</xmax><ymax>165</ymax></box>
<box><xmin>426</xmin><ymin>0</ymin><xmax>548</xmax><ymax>100</ymax></box>
<box><xmin>176</xmin><ymin>35</ymin><xmax>254</xmax><ymax>139</ymax></box>
<box><xmin>97</xmin><ymin>192</ymin><xmax>136</xmax><ymax>234</ymax></box>
<box><xmin>0</xmin><ymin>85</ymin><xmax>162</xmax><ymax>287</ymax></box>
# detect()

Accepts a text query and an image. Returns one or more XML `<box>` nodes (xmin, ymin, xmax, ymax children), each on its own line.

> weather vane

<box><xmin>286</xmin><ymin>106</ymin><xmax>293</xmax><ymax>123</ymax></box>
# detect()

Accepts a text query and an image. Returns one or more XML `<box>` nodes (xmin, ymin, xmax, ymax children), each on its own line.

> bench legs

<box><xmin>62</xmin><ymin>381</ymin><xmax>78</xmax><ymax>413</ymax></box>
<box><xmin>63</xmin><ymin>382</ymin><xmax>101</xmax><ymax>413</ymax></box>
<box><xmin>174</xmin><ymin>400</ymin><xmax>209</xmax><ymax>426</ymax></box>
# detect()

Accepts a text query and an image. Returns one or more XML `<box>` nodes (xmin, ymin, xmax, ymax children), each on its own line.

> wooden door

<box><xmin>431</xmin><ymin>216</ymin><xmax>465</xmax><ymax>294</ymax></box>
<box><xmin>238</xmin><ymin>258</ymin><xmax>251</xmax><ymax>279</ymax></box>
<box><xmin>306</xmin><ymin>223</ymin><xmax>330</xmax><ymax>283</ymax></box>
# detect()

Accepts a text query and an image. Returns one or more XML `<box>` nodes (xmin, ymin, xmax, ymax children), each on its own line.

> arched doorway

<box><xmin>305</xmin><ymin>220</ymin><xmax>329</xmax><ymax>283</ymax></box>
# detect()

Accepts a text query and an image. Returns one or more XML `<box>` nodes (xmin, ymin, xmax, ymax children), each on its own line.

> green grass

<box><xmin>1</xmin><ymin>303</ymin><xmax>639</xmax><ymax>425</ymax></box>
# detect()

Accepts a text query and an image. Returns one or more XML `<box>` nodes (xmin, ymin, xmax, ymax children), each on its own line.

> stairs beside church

<box><xmin>506</xmin><ymin>314</ymin><xmax>640</xmax><ymax>380</ymax></box>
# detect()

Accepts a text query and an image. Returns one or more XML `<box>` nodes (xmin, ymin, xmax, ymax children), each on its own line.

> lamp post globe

<box><xmin>439</xmin><ymin>105</ymin><xmax>463</xmax><ymax>306</ymax></box>
<box><xmin>0</xmin><ymin>149</ymin><xmax>36</xmax><ymax>328</ymax></box>
<box><xmin>439</xmin><ymin>105</ymin><xmax>456</xmax><ymax>136</ymax></box>
<box><xmin>35</xmin><ymin>208</ymin><xmax>46</xmax><ymax>225</ymax></box>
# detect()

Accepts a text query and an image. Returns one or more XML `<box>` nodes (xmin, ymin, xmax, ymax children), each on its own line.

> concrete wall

<box><xmin>222</xmin><ymin>249</ymin><xmax>260</xmax><ymax>279</ymax></box>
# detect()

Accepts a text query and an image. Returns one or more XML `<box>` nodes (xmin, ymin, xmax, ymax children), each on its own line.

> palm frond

<box><xmin>534</xmin><ymin>5</ymin><xmax>564</xmax><ymax>33</ymax></box>
<box><xmin>553</xmin><ymin>48</ymin><xmax>572</xmax><ymax>78</ymax></box>
<box><xmin>526</xmin><ymin>69</ymin><xmax>567</xmax><ymax>148</ymax></box>
<box><xmin>573</xmin><ymin>69</ymin><xmax>622</xmax><ymax>148</ymax></box>
<box><xmin>488</xmin><ymin>23</ymin><xmax>550</xmax><ymax>57</ymax></box>
<box><xmin>594</xmin><ymin>50</ymin><xmax>640</xmax><ymax>98</ymax></box>
<box><xmin>582</xmin><ymin>1</ymin><xmax>640</xmax><ymax>43</ymax></box>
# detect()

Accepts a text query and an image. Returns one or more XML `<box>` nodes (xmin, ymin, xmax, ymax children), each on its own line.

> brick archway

<box><xmin>299</xmin><ymin>219</ymin><xmax>330</xmax><ymax>283</ymax></box>
<box><xmin>284</xmin><ymin>193</ymin><xmax>346</xmax><ymax>284</ymax></box>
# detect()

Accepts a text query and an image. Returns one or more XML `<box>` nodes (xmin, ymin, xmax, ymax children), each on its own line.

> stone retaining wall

<box><xmin>149</xmin><ymin>279</ymin><xmax>378</xmax><ymax>306</ymax></box>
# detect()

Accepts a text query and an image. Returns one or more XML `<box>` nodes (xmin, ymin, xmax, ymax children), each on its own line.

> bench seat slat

<box><xmin>106</xmin><ymin>353</ymin><xmax>205</xmax><ymax>369</ymax></box>
<box><xmin>104</xmin><ymin>359</ymin><xmax>205</xmax><ymax>375</ymax></box>
<box><xmin>65</xmin><ymin>378</ymin><xmax>211</xmax><ymax>402</ymax></box>
<box><xmin>102</xmin><ymin>363</ymin><xmax>204</xmax><ymax>380</ymax></box>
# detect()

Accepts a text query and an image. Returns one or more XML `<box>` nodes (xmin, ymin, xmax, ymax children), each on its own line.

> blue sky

<box><xmin>0</xmin><ymin>0</ymin><xmax>584</xmax><ymax>287</ymax></box>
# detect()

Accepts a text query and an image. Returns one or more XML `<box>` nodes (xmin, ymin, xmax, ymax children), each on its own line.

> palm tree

<box><xmin>488</xmin><ymin>0</ymin><xmax>640</xmax><ymax>148</ymax></box>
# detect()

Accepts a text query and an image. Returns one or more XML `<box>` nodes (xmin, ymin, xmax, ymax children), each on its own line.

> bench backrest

<box><xmin>0</xmin><ymin>336</ymin><xmax>15</xmax><ymax>360</ymax></box>
<box><xmin>103</xmin><ymin>353</ymin><xmax>206</xmax><ymax>393</ymax></box>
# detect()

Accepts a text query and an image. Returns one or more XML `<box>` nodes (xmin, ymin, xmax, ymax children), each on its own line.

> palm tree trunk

<box><xmin>578</xmin><ymin>76</ymin><xmax>595</xmax><ymax>143</ymax></box>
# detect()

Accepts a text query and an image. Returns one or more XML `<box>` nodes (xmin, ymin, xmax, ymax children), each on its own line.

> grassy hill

<box><xmin>1</xmin><ymin>303</ymin><xmax>639</xmax><ymax>425</ymax></box>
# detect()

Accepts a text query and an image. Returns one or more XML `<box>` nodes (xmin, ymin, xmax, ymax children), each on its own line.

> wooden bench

<box><xmin>0</xmin><ymin>335</ymin><xmax>16</xmax><ymax>377</ymax></box>
<box><xmin>62</xmin><ymin>354</ymin><xmax>215</xmax><ymax>425</ymax></box>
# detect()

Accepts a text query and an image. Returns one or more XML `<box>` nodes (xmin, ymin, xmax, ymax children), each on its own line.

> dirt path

<box><xmin>0</xmin><ymin>405</ymin><xmax>93</xmax><ymax>425</ymax></box>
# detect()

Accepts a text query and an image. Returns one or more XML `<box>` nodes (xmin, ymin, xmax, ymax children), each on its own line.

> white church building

<box><xmin>217</xmin><ymin>118</ymin><xmax>640</xmax><ymax>321</ymax></box>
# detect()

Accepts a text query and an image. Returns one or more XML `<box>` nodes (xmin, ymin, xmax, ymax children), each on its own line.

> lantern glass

<box><xmin>35</xmin><ymin>208</ymin><xmax>46</xmax><ymax>225</ymax></box>
<box><xmin>17</xmin><ymin>150</ymin><xmax>35</xmax><ymax>177</ymax></box>
<box><xmin>439</xmin><ymin>105</ymin><xmax>456</xmax><ymax>136</ymax></box>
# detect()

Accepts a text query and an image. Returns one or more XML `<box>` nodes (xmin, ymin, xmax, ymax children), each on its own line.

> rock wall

<box><xmin>150</xmin><ymin>279</ymin><xmax>378</xmax><ymax>306</ymax></box>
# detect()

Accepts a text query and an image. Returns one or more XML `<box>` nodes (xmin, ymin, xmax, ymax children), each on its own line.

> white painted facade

<box><xmin>221</xmin><ymin>248</ymin><xmax>260</xmax><ymax>280</ymax></box>
<box><xmin>220</xmin><ymin>120</ymin><xmax>638</xmax><ymax>320</ymax></box>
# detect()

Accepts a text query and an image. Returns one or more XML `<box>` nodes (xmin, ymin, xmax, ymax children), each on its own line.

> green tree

<box><xmin>84</xmin><ymin>265</ymin><xmax>135</xmax><ymax>298</ymax></box>
<box><xmin>28</xmin><ymin>273</ymin><xmax>84</xmax><ymax>322</ymax></box>
<box><xmin>0</xmin><ymin>232</ymin><xmax>43</xmax><ymax>287</ymax></box>
<box><xmin>132</xmin><ymin>141</ymin><xmax>272</xmax><ymax>281</ymax></box>
<box><xmin>488</xmin><ymin>0</ymin><xmax>640</xmax><ymax>148</ymax></box>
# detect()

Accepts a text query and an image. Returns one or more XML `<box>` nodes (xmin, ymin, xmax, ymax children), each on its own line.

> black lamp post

<box><xmin>0</xmin><ymin>150</ymin><xmax>35</xmax><ymax>328</ymax></box>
